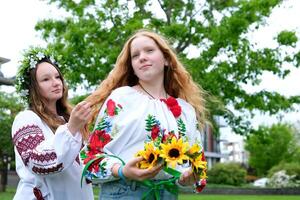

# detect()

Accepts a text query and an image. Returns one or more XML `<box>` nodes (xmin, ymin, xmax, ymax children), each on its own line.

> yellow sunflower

<box><xmin>188</xmin><ymin>143</ymin><xmax>201</xmax><ymax>155</ymax></box>
<box><xmin>136</xmin><ymin>142</ymin><xmax>159</xmax><ymax>169</ymax></box>
<box><xmin>200</xmin><ymin>170</ymin><xmax>208</xmax><ymax>179</ymax></box>
<box><xmin>160</xmin><ymin>137</ymin><xmax>190</xmax><ymax>168</ymax></box>
<box><xmin>191</xmin><ymin>154</ymin><xmax>207</xmax><ymax>173</ymax></box>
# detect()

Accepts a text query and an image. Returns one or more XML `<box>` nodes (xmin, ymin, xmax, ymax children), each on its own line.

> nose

<box><xmin>138</xmin><ymin>52</ymin><xmax>147</xmax><ymax>62</ymax></box>
<box><xmin>52</xmin><ymin>77</ymin><xmax>61</xmax><ymax>86</ymax></box>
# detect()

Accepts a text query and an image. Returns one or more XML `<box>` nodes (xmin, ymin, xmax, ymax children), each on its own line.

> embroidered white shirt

<box><xmin>83</xmin><ymin>86</ymin><xmax>205</xmax><ymax>187</ymax></box>
<box><xmin>12</xmin><ymin>110</ymin><xmax>94</xmax><ymax>200</ymax></box>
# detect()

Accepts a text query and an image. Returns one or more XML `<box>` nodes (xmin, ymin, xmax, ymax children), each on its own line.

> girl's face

<box><xmin>36</xmin><ymin>62</ymin><xmax>63</xmax><ymax>103</ymax></box>
<box><xmin>130</xmin><ymin>36</ymin><xmax>167</xmax><ymax>83</ymax></box>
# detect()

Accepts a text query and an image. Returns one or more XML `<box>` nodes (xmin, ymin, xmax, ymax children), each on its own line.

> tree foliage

<box><xmin>245</xmin><ymin>123</ymin><xmax>299</xmax><ymax>176</ymax></box>
<box><xmin>0</xmin><ymin>92</ymin><xmax>24</xmax><ymax>167</ymax></box>
<box><xmin>35</xmin><ymin>0</ymin><xmax>300</xmax><ymax>134</ymax></box>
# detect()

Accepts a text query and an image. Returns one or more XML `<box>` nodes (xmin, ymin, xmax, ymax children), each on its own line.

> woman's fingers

<box><xmin>178</xmin><ymin>168</ymin><xmax>195</xmax><ymax>186</ymax></box>
<box><xmin>123</xmin><ymin>157</ymin><xmax>163</xmax><ymax>181</ymax></box>
<box><xmin>68</xmin><ymin>101</ymin><xmax>92</xmax><ymax>134</ymax></box>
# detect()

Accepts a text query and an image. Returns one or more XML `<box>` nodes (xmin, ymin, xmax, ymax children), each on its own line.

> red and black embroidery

<box><xmin>13</xmin><ymin>125</ymin><xmax>45</xmax><ymax>165</ymax></box>
<box><xmin>13</xmin><ymin>125</ymin><xmax>63</xmax><ymax>174</ymax></box>
<box><xmin>31</xmin><ymin>151</ymin><xmax>57</xmax><ymax>163</ymax></box>
<box><xmin>33</xmin><ymin>187</ymin><xmax>44</xmax><ymax>200</ymax></box>
<box><xmin>32</xmin><ymin>163</ymin><xmax>64</xmax><ymax>175</ymax></box>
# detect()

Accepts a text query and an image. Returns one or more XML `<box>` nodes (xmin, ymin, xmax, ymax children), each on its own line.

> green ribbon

<box><xmin>139</xmin><ymin>166</ymin><xmax>181</xmax><ymax>200</ymax></box>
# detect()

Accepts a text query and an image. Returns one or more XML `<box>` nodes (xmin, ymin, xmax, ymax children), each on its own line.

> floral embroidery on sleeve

<box><xmin>81</xmin><ymin>99</ymin><xmax>123</xmax><ymax>180</ymax></box>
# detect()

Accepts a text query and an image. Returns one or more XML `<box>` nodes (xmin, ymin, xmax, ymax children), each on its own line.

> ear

<box><xmin>164</xmin><ymin>59</ymin><xmax>169</xmax><ymax>67</ymax></box>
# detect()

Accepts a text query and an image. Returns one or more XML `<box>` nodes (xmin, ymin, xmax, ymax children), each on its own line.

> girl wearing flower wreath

<box><xmin>82</xmin><ymin>30</ymin><xmax>208</xmax><ymax>199</ymax></box>
<box><xmin>11</xmin><ymin>47</ymin><xmax>94</xmax><ymax>200</ymax></box>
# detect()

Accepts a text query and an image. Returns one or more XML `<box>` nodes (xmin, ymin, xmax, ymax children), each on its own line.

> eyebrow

<box><xmin>38</xmin><ymin>72</ymin><xmax>60</xmax><ymax>79</ymax></box>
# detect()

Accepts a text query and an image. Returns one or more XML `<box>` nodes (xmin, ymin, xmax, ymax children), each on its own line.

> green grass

<box><xmin>2</xmin><ymin>187</ymin><xmax>299</xmax><ymax>200</ymax></box>
<box><xmin>0</xmin><ymin>187</ymin><xmax>15</xmax><ymax>200</ymax></box>
<box><xmin>178</xmin><ymin>195</ymin><xmax>300</xmax><ymax>200</ymax></box>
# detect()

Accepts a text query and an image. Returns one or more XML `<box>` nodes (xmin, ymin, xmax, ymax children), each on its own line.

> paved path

<box><xmin>7</xmin><ymin>170</ymin><xmax>19</xmax><ymax>187</ymax></box>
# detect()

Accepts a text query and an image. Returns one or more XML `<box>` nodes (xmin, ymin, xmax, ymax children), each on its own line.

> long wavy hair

<box><xmin>86</xmin><ymin>29</ymin><xmax>208</xmax><ymax>131</ymax></box>
<box><xmin>28</xmin><ymin>58</ymin><xmax>72</xmax><ymax>133</ymax></box>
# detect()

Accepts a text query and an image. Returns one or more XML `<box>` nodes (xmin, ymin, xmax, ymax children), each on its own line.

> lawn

<box><xmin>179</xmin><ymin>194</ymin><xmax>300</xmax><ymax>200</ymax></box>
<box><xmin>1</xmin><ymin>187</ymin><xmax>299</xmax><ymax>200</ymax></box>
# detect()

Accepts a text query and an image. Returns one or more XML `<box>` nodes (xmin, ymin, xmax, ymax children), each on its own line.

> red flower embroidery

<box><xmin>162</xmin><ymin>97</ymin><xmax>182</xmax><ymax>118</ymax></box>
<box><xmin>84</xmin><ymin>129</ymin><xmax>111</xmax><ymax>169</ymax></box>
<box><xmin>170</xmin><ymin>106</ymin><xmax>181</xmax><ymax>118</ymax></box>
<box><xmin>151</xmin><ymin>125</ymin><xmax>160</xmax><ymax>140</ymax></box>
<box><xmin>162</xmin><ymin>132</ymin><xmax>177</xmax><ymax>142</ymax></box>
<box><xmin>87</xmin><ymin>157</ymin><xmax>103</xmax><ymax>172</ymax></box>
<box><xmin>107</xmin><ymin>99</ymin><xmax>116</xmax><ymax>116</ymax></box>
<box><xmin>89</xmin><ymin>130</ymin><xmax>111</xmax><ymax>152</ymax></box>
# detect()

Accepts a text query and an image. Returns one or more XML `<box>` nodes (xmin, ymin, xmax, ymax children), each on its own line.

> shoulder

<box><xmin>12</xmin><ymin>110</ymin><xmax>44</xmax><ymax>138</ymax></box>
<box><xmin>13</xmin><ymin>110</ymin><xmax>43</xmax><ymax>128</ymax></box>
<box><xmin>110</xmin><ymin>86</ymin><xmax>136</xmax><ymax>97</ymax></box>
<box><xmin>177</xmin><ymin>98</ymin><xmax>195</xmax><ymax>114</ymax></box>
<box><xmin>15</xmin><ymin>110</ymin><xmax>40</xmax><ymax>121</ymax></box>
<box><xmin>109</xmin><ymin>86</ymin><xmax>140</xmax><ymax>104</ymax></box>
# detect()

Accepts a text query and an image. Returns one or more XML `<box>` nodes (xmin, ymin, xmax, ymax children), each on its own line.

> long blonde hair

<box><xmin>86</xmin><ymin>29</ymin><xmax>208</xmax><ymax>130</ymax></box>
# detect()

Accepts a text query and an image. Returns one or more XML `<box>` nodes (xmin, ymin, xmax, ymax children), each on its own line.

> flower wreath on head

<box><xmin>15</xmin><ymin>46</ymin><xmax>62</xmax><ymax>103</ymax></box>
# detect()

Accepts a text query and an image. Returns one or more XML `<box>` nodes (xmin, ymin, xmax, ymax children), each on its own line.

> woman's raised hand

<box><xmin>67</xmin><ymin>101</ymin><xmax>92</xmax><ymax>135</ymax></box>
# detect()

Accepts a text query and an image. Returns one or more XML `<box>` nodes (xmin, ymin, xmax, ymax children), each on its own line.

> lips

<box><xmin>52</xmin><ymin>89</ymin><xmax>62</xmax><ymax>93</ymax></box>
<box><xmin>140</xmin><ymin>64</ymin><xmax>151</xmax><ymax>70</ymax></box>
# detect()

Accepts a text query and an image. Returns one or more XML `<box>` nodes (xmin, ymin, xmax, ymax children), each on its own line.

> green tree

<box><xmin>35</xmin><ymin>0</ymin><xmax>300</xmax><ymax>134</ymax></box>
<box><xmin>0</xmin><ymin>92</ymin><xmax>24</xmax><ymax>166</ymax></box>
<box><xmin>245</xmin><ymin>123</ymin><xmax>298</xmax><ymax>176</ymax></box>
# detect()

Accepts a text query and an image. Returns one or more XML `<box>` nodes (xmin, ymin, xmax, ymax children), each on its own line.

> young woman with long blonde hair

<box><xmin>83</xmin><ymin>30</ymin><xmax>208</xmax><ymax>199</ymax></box>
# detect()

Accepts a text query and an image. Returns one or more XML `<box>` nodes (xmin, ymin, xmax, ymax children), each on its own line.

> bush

<box><xmin>267</xmin><ymin>162</ymin><xmax>300</xmax><ymax>188</ymax></box>
<box><xmin>268</xmin><ymin>170</ymin><xmax>300</xmax><ymax>188</ymax></box>
<box><xmin>207</xmin><ymin>162</ymin><xmax>247</xmax><ymax>186</ymax></box>
<box><xmin>268</xmin><ymin>162</ymin><xmax>300</xmax><ymax>178</ymax></box>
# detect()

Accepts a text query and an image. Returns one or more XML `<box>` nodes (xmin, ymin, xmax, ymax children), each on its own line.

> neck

<box><xmin>47</xmin><ymin>101</ymin><xmax>58</xmax><ymax>116</ymax></box>
<box><xmin>138</xmin><ymin>81</ymin><xmax>167</xmax><ymax>99</ymax></box>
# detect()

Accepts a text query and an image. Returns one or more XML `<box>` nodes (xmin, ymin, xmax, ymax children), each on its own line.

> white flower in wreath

<box><xmin>19</xmin><ymin>89</ymin><xmax>29</xmax><ymax>97</ymax></box>
<box><xmin>29</xmin><ymin>59</ymin><xmax>37</xmax><ymax>69</ymax></box>
<box><xmin>50</xmin><ymin>56</ymin><xmax>55</xmax><ymax>64</ymax></box>
<box><xmin>36</xmin><ymin>52</ymin><xmax>45</xmax><ymax>60</ymax></box>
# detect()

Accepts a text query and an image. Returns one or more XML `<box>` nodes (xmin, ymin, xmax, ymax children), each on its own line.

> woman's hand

<box><xmin>112</xmin><ymin>157</ymin><xmax>163</xmax><ymax>182</ymax></box>
<box><xmin>178</xmin><ymin>168</ymin><xmax>197</xmax><ymax>186</ymax></box>
<box><xmin>67</xmin><ymin>101</ymin><xmax>92</xmax><ymax>135</ymax></box>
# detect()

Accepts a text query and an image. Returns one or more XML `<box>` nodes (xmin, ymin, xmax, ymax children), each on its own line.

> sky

<box><xmin>0</xmin><ymin>0</ymin><xmax>300</xmax><ymax>131</ymax></box>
